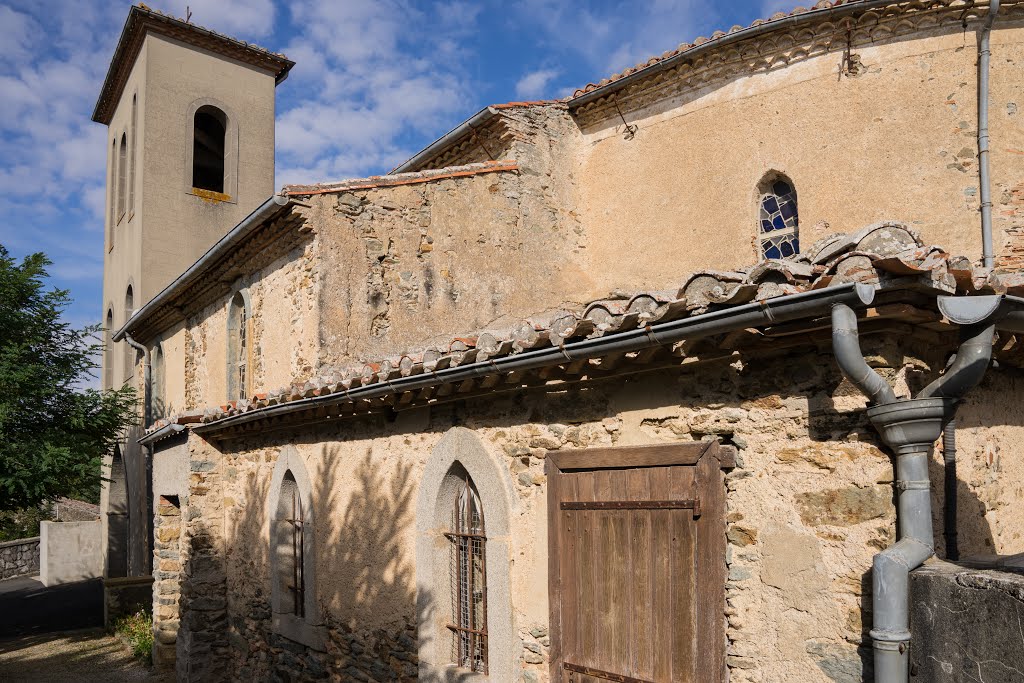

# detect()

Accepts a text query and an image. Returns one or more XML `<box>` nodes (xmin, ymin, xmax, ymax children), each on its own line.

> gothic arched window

<box><xmin>151</xmin><ymin>342</ymin><xmax>165</xmax><ymax>423</ymax></box>
<box><xmin>758</xmin><ymin>174</ymin><xmax>799</xmax><ymax>259</ymax></box>
<box><xmin>227</xmin><ymin>291</ymin><xmax>249</xmax><ymax>401</ymax></box>
<box><xmin>268</xmin><ymin>447</ymin><xmax>324</xmax><ymax>649</ymax></box>
<box><xmin>192</xmin><ymin>105</ymin><xmax>227</xmax><ymax>193</ymax></box>
<box><xmin>448</xmin><ymin>475</ymin><xmax>488</xmax><ymax>673</ymax></box>
<box><xmin>275</xmin><ymin>471</ymin><xmax>305</xmax><ymax>618</ymax></box>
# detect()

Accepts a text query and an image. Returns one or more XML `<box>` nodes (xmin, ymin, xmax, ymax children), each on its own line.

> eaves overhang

<box><xmin>191</xmin><ymin>282</ymin><xmax>877</xmax><ymax>439</ymax></box>
<box><xmin>92</xmin><ymin>4</ymin><xmax>294</xmax><ymax>125</ymax></box>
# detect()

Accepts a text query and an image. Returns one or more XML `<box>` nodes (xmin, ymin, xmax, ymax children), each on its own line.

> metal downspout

<box><xmin>979</xmin><ymin>0</ymin><xmax>1000</xmax><ymax>268</ymax></box>
<box><xmin>830</xmin><ymin>304</ymin><xmax>995</xmax><ymax>683</ymax></box>
<box><xmin>942</xmin><ymin>418</ymin><xmax>959</xmax><ymax>560</ymax></box>
<box><xmin>122</xmin><ymin>332</ymin><xmax>153</xmax><ymax>575</ymax></box>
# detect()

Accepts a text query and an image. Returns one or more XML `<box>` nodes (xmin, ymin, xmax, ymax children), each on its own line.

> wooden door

<box><xmin>547</xmin><ymin>441</ymin><xmax>731</xmax><ymax>683</ymax></box>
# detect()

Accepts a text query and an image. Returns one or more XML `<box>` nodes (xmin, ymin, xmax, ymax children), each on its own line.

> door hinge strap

<box><xmin>563</xmin><ymin>662</ymin><xmax>655</xmax><ymax>683</ymax></box>
<box><xmin>560</xmin><ymin>498</ymin><xmax>701</xmax><ymax>516</ymax></box>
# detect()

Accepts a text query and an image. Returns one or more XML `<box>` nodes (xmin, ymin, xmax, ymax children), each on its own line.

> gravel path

<box><xmin>0</xmin><ymin>628</ymin><xmax>172</xmax><ymax>683</ymax></box>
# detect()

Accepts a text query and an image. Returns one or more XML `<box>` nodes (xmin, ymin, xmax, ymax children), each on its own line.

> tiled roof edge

<box><xmin>283</xmin><ymin>160</ymin><xmax>518</xmax><ymax>196</ymax></box>
<box><xmin>93</xmin><ymin>4</ymin><xmax>294</xmax><ymax>124</ymax></box>
<box><xmin>145</xmin><ymin>222</ymin><xmax>1024</xmax><ymax>440</ymax></box>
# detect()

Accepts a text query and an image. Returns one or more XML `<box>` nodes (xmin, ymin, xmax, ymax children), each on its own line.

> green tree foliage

<box><xmin>0</xmin><ymin>246</ymin><xmax>137</xmax><ymax>511</ymax></box>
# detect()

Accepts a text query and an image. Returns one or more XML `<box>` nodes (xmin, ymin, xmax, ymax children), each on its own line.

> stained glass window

<box><xmin>759</xmin><ymin>177</ymin><xmax>799</xmax><ymax>259</ymax></box>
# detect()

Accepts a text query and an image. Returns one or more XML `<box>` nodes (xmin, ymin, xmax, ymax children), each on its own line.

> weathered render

<box><xmin>96</xmin><ymin>2</ymin><xmax>1024</xmax><ymax>682</ymax></box>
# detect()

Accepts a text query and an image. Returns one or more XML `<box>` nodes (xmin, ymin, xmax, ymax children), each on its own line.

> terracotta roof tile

<box><xmin>147</xmin><ymin>221</ymin><xmax>1024</xmax><ymax>436</ymax></box>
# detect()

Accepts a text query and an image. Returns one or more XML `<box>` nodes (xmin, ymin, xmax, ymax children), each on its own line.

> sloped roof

<box><xmin>144</xmin><ymin>222</ymin><xmax>1024</xmax><ymax>441</ymax></box>
<box><xmin>93</xmin><ymin>4</ymin><xmax>294</xmax><ymax>124</ymax></box>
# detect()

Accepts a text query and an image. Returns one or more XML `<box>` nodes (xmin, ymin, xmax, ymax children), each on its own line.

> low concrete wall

<box><xmin>910</xmin><ymin>558</ymin><xmax>1024</xmax><ymax>681</ymax></box>
<box><xmin>40</xmin><ymin>520</ymin><xmax>102</xmax><ymax>586</ymax></box>
<box><xmin>0</xmin><ymin>537</ymin><xmax>40</xmax><ymax>580</ymax></box>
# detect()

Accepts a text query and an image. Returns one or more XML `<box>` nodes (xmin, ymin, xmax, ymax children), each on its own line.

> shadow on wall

<box><xmin>204</xmin><ymin>438</ymin><xmax>432</xmax><ymax>681</ymax></box>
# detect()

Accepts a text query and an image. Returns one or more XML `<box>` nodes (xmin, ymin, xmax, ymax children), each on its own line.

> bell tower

<box><xmin>94</xmin><ymin>4</ymin><xmax>293</xmax><ymax>389</ymax></box>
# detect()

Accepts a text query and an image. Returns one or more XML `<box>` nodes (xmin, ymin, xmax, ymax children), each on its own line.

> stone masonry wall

<box><xmin>153</xmin><ymin>494</ymin><xmax>183</xmax><ymax>668</ymax></box>
<box><xmin>0</xmin><ymin>537</ymin><xmax>40</xmax><ymax>580</ymax></box>
<box><xmin>172</xmin><ymin>323</ymin><xmax>1024</xmax><ymax>683</ymax></box>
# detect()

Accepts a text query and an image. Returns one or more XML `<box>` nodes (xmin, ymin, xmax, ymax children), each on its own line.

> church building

<box><xmin>97</xmin><ymin>3</ymin><xmax>1024</xmax><ymax>682</ymax></box>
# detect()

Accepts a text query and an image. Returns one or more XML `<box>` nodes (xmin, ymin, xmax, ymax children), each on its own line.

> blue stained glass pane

<box><xmin>772</xmin><ymin>180</ymin><xmax>791</xmax><ymax>196</ymax></box>
<box><xmin>791</xmin><ymin>238</ymin><xmax>800</xmax><ymax>254</ymax></box>
<box><xmin>762</xmin><ymin>195</ymin><xmax>779</xmax><ymax>214</ymax></box>
<box><xmin>772</xmin><ymin>215</ymin><xmax>786</xmax><ymax>232</ymax></box>
<box><xmin>780</xmin><ymin>240</ymin><xmax>795</xmax><ymax>257</ymax></box>
<box><xmin>763</xmin><ymin>241</ymin><xmax>781</xmax><ymax>259</ymax></box>
<box><xmin>779</xmin><ymin>200</ymin><xmax>797</xmax><ymax>221</ymax></box>
<box><xmin>761</xmin><ymin>219</ymin><xmax>774</xmax><ymax>233</ymax></box>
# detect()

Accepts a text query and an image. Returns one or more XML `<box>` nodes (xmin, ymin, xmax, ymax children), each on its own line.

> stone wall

<box><xmin>0</xmin><ymin>537</ymin><xmax>40</xmax><ymax>580</ymax></box>
<box><xmin>169</xmin><ymin>326</ymin><xmax>1024</xmax><ymax>682</ymax></box>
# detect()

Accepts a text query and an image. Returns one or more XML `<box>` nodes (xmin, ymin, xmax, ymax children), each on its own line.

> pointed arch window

<box><xmin>104</xmin><ymin>308</ymin><xmax>114</xmax><ymax>389</ymax></box>
<box><xmin>227</xmin><ymin>291</ymin><xmax>249</xmax><ymax>401</ymax></box>
<box><xmin>447</xmin><ymin>475</ymin><xmax>488</xmax><ymax>673</ymax></box>
<box><xmin>268</xmin><ymin>447</ymin><xmax>324</xmax><ymax>649</ymax></box>
<box><xmin>117</xmin><ymin>133</ymin><xmax>127</xmax><ymax>221</ymax></box>
<box><xmin>758</xmin><ymin>174</ymin><xmax>799</xmax><ymax>259</ymax></box>
<box><xmin>123</xmin><ymin>286</ymin><xmax>134</xmax><ymax>382</ymax></box>
<box><xmin>151</xmin><ymin>342</ymin><xmax>165</xmax><ymax>423</ymax></box>
<box><xmin>193</xmin><ymin>105</ymin><xmax>226</xmax><ymax>193</ymax></box>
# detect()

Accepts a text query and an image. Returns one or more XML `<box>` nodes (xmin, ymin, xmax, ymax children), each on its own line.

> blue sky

<box><xmin>0</xmin><ymin>0</ymin><xmax>793</xmax><ymax>336</ymax></box>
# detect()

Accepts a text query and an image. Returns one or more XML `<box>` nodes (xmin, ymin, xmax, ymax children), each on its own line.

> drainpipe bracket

<box><xmin>870</xmin><ymin>631</ymin><xmax>911</xmax><ymax>647</ymax></box>
<box><xmin>896</xmin><ymin>479</ymin><xmax>931</xmax><ymax>491</ymax></box>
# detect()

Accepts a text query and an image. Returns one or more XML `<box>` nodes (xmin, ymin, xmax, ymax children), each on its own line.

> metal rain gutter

<box><xmin>112</xmin><ymin>194</ymin><xmax>292</xmax><ymax>343</ymax></box>
<box><xmin>567</xmin><ymin>0</ymin><xmax>900</xmax><ymax>110</ymax></box>
<box><xmin>390</xmin><ymin>106</ymin><xmax>497</xmax><ymax>174</ymax></box>
<box><xmin>138</xmin><ymin>423</ymin><xmax>186</xmax><ymax>447</ymax></box>
<box><xmin>194</xmin><ymin>282</ymin><xmax>876</xmax><ymax>435</ymax></box>
<box><xmin>123</xmin><ymin>332</ymin><xmax>151</xmax><ymax>428</ymax></box>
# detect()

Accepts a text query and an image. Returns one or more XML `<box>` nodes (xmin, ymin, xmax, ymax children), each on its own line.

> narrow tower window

<box><xmin>129</xmin><ymin>95</ymin><xmax>137</xmax><ymax>214</ymax></box>
<box><xmin>117</xmin><ymin>133</ymin><xmax>127</xmax><ymax>220</ymax></box>
<box><xmin>104</xmin><ymin>309</ymin><xmax>114</xmax><ymax>389</ymax></box>
<box><xmin>192</xmin><ymin>106</ymin><xmax>226</xmax><ymax>193</ymax></box>
<box><xmin>108</xmin><ymin>141</ymin><xmax>116</xmax><ymax>245</ymax></box>
<box><xmin>123</xmin><ymin>286</ymin><xmax>134</xmax><ymax>381</ymax></box>
<box><xmin>227</xmin><ymin>292</ymin><xmax>249</xmax><ymax>401</ymax></box>
<box><xmin>758</xmin><ymin>173</ymin><xmax>799</xmax><ymax>259</ymax></box>
<box><xmin>447</xmin><ymin>475</ymin><xmax>488</xmax><ymax>673</ymax></box>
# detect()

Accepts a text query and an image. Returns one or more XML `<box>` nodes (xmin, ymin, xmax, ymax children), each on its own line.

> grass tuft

<box><xmin>113</xmin><ymin>609</ymin><xmax>153</xmax><ymax>661</ymax></box>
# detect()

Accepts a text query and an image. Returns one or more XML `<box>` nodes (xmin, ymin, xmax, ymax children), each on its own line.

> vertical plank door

<box><xmin>547</xmin><ymin>441</ymin><xmax>730</xmax><ymax>683</ymax></box>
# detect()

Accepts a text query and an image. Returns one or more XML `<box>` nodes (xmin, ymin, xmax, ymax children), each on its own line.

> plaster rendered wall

<box><xmin>314</xmin><ymin>113</ymin><xmax>583</xmax><ymax>370</ymax></box>
<box><xmin>574</xmin><ymin>22</ymin><xmax>1024</xmax><ymax>294</ymax></box>
<box><xmin>182</xmin><ymin>240</ymin><xmax>318</xmax><ymax>409</ymax></box>
<box><xmin>158</xmin><ymin>321</ymin><xmax>188</xmax><ymax>418</ymax></box>
<box><xmin>40</xmin><ymin>521</ymin><xmax>102</xmax><ymax>586</ymax></box>
<box><xmin>138</xmin><ymin>33</ymin><xmax>278</xmax><ymax>306</ymax></box>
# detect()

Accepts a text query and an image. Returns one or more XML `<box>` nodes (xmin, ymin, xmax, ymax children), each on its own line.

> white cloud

<box><xmin>760</xmin><ymin>0</ymin><xmax>797</xmax><ymax>18</ymax></box>
<box><xmin>164</xmin><ymin>0</ymin><xmax>277</xmax><ymax>38</ymax></box>
<box><xmin>515</xmin><ymin>68</ymin><xmax>561</xmax><ymax>100</ymax></box>
<box><xmin>273</xmin><ymin>0</ymin><xmax>479</xmax><ymax>187</ymax></box>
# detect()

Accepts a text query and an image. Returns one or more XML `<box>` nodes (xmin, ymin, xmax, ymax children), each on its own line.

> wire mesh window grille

<box><xmin>446</xmin><ymin>476</ymin><xmax>487</xmax><ymax>673</ymax></box>
<box><xmin>758</xmin><ymin>178</ymin><xmax>799</xmax><ymax>259</ymax></box>
<box><xmin>279</xmin><ymin>473</ymin><xmax>305</xmax><ymax>618</ymax></box>
<box><xmin>229</xmin><ymin>292</ymin><xmax>248</xmax><ymax>401</ymax></box>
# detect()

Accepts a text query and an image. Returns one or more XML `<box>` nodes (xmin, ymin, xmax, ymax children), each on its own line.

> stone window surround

<box><xmin>183</xmin><ymin>96</ymin><xmax>238</xmax><ymax>203</ymax></box>
<box><xmin>415</xmin><ymin>427</ymin><xmax>517</xmax><ymax>682</ymax></box>
<box><xmin>267</xmin><ymin>445</ymin><xmax>325</xmax><ymax>651</ymax></box>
